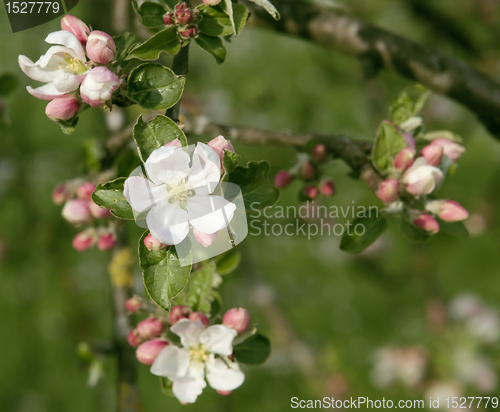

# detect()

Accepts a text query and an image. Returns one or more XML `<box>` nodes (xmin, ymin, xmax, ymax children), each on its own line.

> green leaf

<box><xmin>113</xmin><ymin>32</ymin><xmax>137</xmax><ymax>68</ymax></box>
<box><xmin>57</xmin><ymin>116</ymin><xmax>79</xmax><ymax>135</ymax></box>
<box><xmin>139</xmin><ymin>231</ymin><xmax>192</xmax><ymax>311</ymax></box>
<box><xmin>195</xmin><ymin>34</ymin><xmax>227</xmax><ymax>64</ymax></box>
<box><xmin>114</xmin><ymin>147</ymin><xmax>140</xmax><ymax>178</ymax></box>
<box><xmin>160</xmin><ymin>378</ymin><xmax>174</xmax><ymax>397</ymax></box>
<box><xmin>215</xmin><ymin>248</ymin><xmax>241</xmax><ymax>275</ymax></box>
<box><xmin>133</xmin><ymin>115</ymin><xmax>187</xmax><ymax>162</ymax></box>
<box><xmin>246</xmin><ymin>0</ymin><xmax>280</xmax><ymax>20</ymax></box>
<box><xmin>227</xmin><ymin>161</ymin><xmax>280</xmax><ymax>210</ymax></box>
<box><xmin>185</xmin><ymin>261</ymin><xmax>215</xmax><ymax>313</ymax></box>
<box><xmin>340</xmin><ymin>215</ymin><xmax>388</xmax><ymax>253</ymax></box>
<box><xmin>371</xmin><ymin>121</ymin><xmax>407</xmax><ymax>173</ymax></box>
<box><xmin>135</xmin><ymin>1</ymin><xmax>167</xmax><ymax>29</ymax></box>
<box><xmin>398</xmin><ymin>218</ymin><xmax>432</xmax><ymax>242</ymax></box>
<box><xmin>439</xmin><ymin>220</ymin><xmax>469</xmax><ymax>237</ymax></box>
<box><xmin>222</xmin><ymin>149</ymin><xmax>240</xmax><ymax>175</ymax></box>
<box><xmin>198</xmin><ymin>4</ymin><xmax>248</xmax><ymax>37</ymax></box>
<box><xmin>83</xmin><ymin>138</ymin><xmax>102</xmax><ymax>173</ymax></box>
<box><xmin>92</xmin><ymin>178</ymin><xmax>134</xmax><ymax>220</ymax></box>
<box><xmin>221</xmin><ymin>0</ymin><xmax>235</xmax><ymax>35</ymax></box>
<box><xmin>208</xmin><ymin>290</ymin><xmax>222</xmax><ymax>318</ymax></box>
<box><xmin>233</xmin><ymin>333</ymin><xmax>271</xmax><ymax>365</ymax></box>
<box><xmin>421</xmin><ymin>130</ymin><xmax>463</xmax><ymax>144</ymax></box>
<box><xmin>233</xmin><ymin>4</ymin><xmax>250</xmax><ymax>35</ymax></box>
<box><xmin>127</xmin><ymin>27</ymin><xmax>180</xmax><ymax>61</ymax></box>
<box><xmin>0</xmin><ymin>73</ymin><xmax>19</xmax><ymax>96</ymax></box>
<box><xmin>127</xmin><ymin>63</ymin><xmax>185</xmax><ymax>110</ymax></box>
<box><xmin>389</xmin><ymin>84</ymin><xmax>429</xmax><ymax>125</ymax></box>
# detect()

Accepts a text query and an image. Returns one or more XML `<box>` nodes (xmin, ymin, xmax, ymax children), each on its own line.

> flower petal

<box><xmin>26</xmin><ymin>83</ymin><xmax>65</xmax><ymax>100</ymax></box>
<box><xmin>206</xmin><ymin>355</ymin><xmax>245</xmax><ymax>391</ymax></box>
<box><xmin>147</xmin><ymin>201</ymin><xmax>189</xmax><ymax>245</ymax></box>
<box><xmin>145</xmin><ymin>146</ymin><xmax>191</xmax><ymax>186</ymax></box>
<box><xmin>199</xmin><ymin>324</ymin><xmax>237</xmax><ymax>356</ymax></box>
<box><xmin>188</xmin><ymin>142</ymin><xmax>221</xmax><ymax>193</ymax></box>
<box><xmin>151</xmin><ymin>346</ymin><xmax>190</xmax><ymax>380</ymax></box>
<box><xmin>45</xmin><ymin>30</ymin><xmax>86</xmax><ymax>62</ymax></box>
<box><xmin>187</xmin><ymin>195</ymin><xmax>236</xmax><ymax>235</ymax></box>
<box><xmin>124</xmin><ymin>176</ymin><xmax>167</xmax><ymax>213</ymax></box>
<box><xmin>19</xmin><ymin>55</ymin><xmax>60</xmax><ymax>83</ymax></box>
<box><xmin>172</xmin><ymin>365</ymin><xmax>206</xmax><ymax>404</ymax></box>
<box><xmin>53</xmin><ymin>72</ymin><xmax>81</xmax><ymax>93</ymax></box>
<box><xmin>171</xmin><ymin>319</ymin><xmax>206</xmax><ymax>348</ymax></box>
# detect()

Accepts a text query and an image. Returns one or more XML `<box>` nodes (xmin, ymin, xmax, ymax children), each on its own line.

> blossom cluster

<box><xmin>18</xmin><ymin>15</ymin><xmax>120</xmax><ymax>123</ymax></box>
<box><xmin>274</xmin><ymin>143</ymin><xmax>335</xmax><ymax>200</ymax></box>
<box><xmin>53</xmin><ymin>179</ymin><xmax>115</xmax><ymax>251</ymax></box>
<box><xmin>126</xmin><ymin>296</ymin><xmax>251</xmax><ymax>404</ymax></box>
<box><xmin>162</xmin><ymin>2</ymin><xmax>202</xmax><ymax>40</ymax></box>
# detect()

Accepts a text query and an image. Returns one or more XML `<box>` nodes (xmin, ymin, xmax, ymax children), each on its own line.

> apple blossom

<box><xmin>320</xmin><ymin>179</ymin><xmax>335</xmax><ymax>196</ymax></box>
<box><xmin>19</xmin><ymin>31</ymin><xmax>89</xmax><ymax>100</ymax></box>
<box><xmin>72</xmin><ymin>229</ymin><xmax>96</xmax><ymax>251</ymax></box>
<box><xmin>97</xmin><ymin>232</ymin><xmax>116</xmax><ymax>251</ymax></box>
<box><xmin>193</xmin><ymin>227</ymin><xmax>218</xmax><ymax>247</ymax></box>
<box><xmin>189</xmin><ymin>312</ymin><xmax>209</xmax><ymax>326</ymax></box>
<box><xmin>124</xmin><ymin>143</ymin><xmax>236</xmax><ymax>245</ymax></box>
<box><xmin>179</xmin><ymin>26</ymin><xmax>198</xmax><ymax>39</ymax></box>
<box><xmin>303</xmin><ymin>185</ymin><xmax>318</xmax><ymax>200</ymax></box>
<box><xmin>394</xmin><ymin>147</ymin><xmax>415</xmax><ymax>172</ymax></box>
<box><xmin>128</xmin><ymin>330</ymin><xmax>142</xmax><ymax>347</ymax></box>
<box><xmin>143</xmin><ymin>233</ymin><xmax>169</xmax><ymax>252</ymax></box>
<box><xmin>45</xmin><ymin>94</ymin><xmax>80</xmax><ymax>121</ymax></box>
<box><xmin>217</xmin><ymin>390</ymin><xmax>232</xmax><ymax>396</ymax></box>
<box><xmin>125</xmin><ymin>296</ymin><xmax>143</xmax><ymax>313</ymax></box>
<box><xmin>274</xmin><ymin>171</ymin><xmax>293</xmax><ymax>188</ymax></box>
<box><xmin>376</xmin><ymin>179</ymin><xmax>399</xmax><ymax>203</ymax></box>
<box><xmin>223</xmin><ymin>308</ymin><xmax>250</xmax><ymax>334</ymax></box>
<box><xmin>430</xmin><ymin>138</ymin><xmax>465</xmax><ymax>161</ymax></box>
<box><xmin>420</xmin><ymin>144</ymin><xmax>443</xmax><ymax>166</ymax></box>
<box><xmin>402</xmin><ymin>157</ymin><xmax>443</xmax><ymax>196</ymax></box>
<box><xmin>76</xmin><ymin>182</ymin><xmax>95</xmax><ymax>200</ymax></box>
<box><xmin>413</xmin><ymin>213</ymin><xmax>440</xmax><ymax>234</ymax></box>
<box><xmin>62</xmin><ymin>199</ymin><xmax>92</xmax><ymax>225</ymax></box>
<box><xmin>203</xmin><ymin>0</ymin><xmax>221</xmax><ymax>6</ymax></box>
<box><xmin>207</xmin><ymin>135</ymin><xmax>235</xmax><ymax>172</ymax></box>
<box><xmin>136</xmin><ymin>339</ymin><xmax>169</xmax><ymax>365</ymax></box>
<box><xmin>151</xmin><ymin>319</ymin><xmax>245</xmax><ymax>403</ymax></box>
<box><xmin>137</xmin><ymin>317</ymin><xmax>166</xmax><ymax>339</ymax></box>
<box><xmin>52</xmin><ymin>183</ymin><xmax>72</xmax><ymax>205</ymax></box>
<box><xmin>80</xmin><ymin>67</ymin><xmax>120</xmax><ymax>108</ymax></box>
<box><xmin>170</xmin><ymin>305</ymin><xmax>191</xmax><ymax>325</ymax></box>
<box><xmin>300</xmin><ymin>160</ymin><xmax>315</xmax><ymax>180</ymax></box>
<box><xmin>311</xmin><ymin>144</ymin><xmax>328</xmax><ymax>162</ymax></box>
<box><xmin>61</xmin><ymin>15</ymin><xmax>90</xmax><ymax>45</ymax></box>
<box><xmin>89</xmin><ymin>200</ymin><xmax>112</xmax><ymax>219</ymax></box>
<box><xmin>163</xmin><ymin>12</ymin><xmax>175</xmax><ymax>26</ymax></box>
<box><xmin>86</xmin><ymin>31</ymin><xmax>116</xmax><ymax>65</ymax></box>
<box><xmin>425</xmin><ymin>200</ymin><xmax>469</xmax><ymax>222</ymax></box>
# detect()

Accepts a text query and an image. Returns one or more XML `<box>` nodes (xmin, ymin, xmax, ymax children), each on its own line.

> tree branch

<box><xmin>244</xmin><ymin>0</ymin><xmax>500</xmax><ymax>140</ymax></box>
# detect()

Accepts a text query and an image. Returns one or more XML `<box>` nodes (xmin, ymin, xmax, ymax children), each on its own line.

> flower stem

<box><xmin>166</xmin><ymin>43</ymin><xmax>190</xmax><ymax>123</ymax></box>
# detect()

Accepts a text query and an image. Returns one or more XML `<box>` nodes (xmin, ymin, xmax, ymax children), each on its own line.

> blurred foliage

<box><xmin>1</xmin><ymin>0</ymin><xmax>500</xmax><ymax>411</ymax></box>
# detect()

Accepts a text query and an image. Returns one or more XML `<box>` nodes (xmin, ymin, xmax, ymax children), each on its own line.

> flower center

<box><xmin>189</xmin><ymin>344</ymin><xmax>209</xmax><ymax>366</ymax></box>
<box><xmin>62</xmin><ymin>57</ymin><xmax>88</xmax><ymax>74</ymax></box>
<box><xmin>166</xmin><ymin>178</ymin><xmax>196</xmax><ymax>211</ymax></box>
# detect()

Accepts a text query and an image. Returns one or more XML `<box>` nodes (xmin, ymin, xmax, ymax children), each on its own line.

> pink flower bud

<box><xmin>72</xmin><ymin>229</ymin><xmax>96</xmax><ymax>252</ymax></box>
<box><xmin>189</xmin><ymin>312</ymin><xmax>209</xmax><ymax>326</ymax></box>
<box><xmin>320</xmin><ymin>179</ymin><xmax>335</xmax><ymax>196</ymax></box>
<box><xmin>137</xmin><ymin>317</ymin><xmax>166</xmax><ymax>339</ymax></box>
<box><xmin>402</xmin><ymin>157</ymin><xmax>443</xmax><ymax>196</ymax></box>
<box><xmin>45</xmin><ymin>94</ymin><xmax>80</xmax><ymax>121</ymax></box>
<box><xmin>274</xmin><ymin>171</ymin><xmax>293</xmax><ymax>188</ymax></box>
<box><xmin>169</xmin><ymin>305</ymin><xmax>191</xmax><ymax>325</ymax></box>
<box><xmin>222</xmin><ymin>308</ymin><xmax>250</xmax><ymax>334</ymax></box>
<box><xmin>52</xmin><ymin>184</ymin><xmax>71</xmax><ymax>205</ymax></box>
<box><xmin>62</xmin><ymin>199</ymin><xmax>92</xmax><ymax>225</ymax></box>
<box><xmin>207</xmin><ymin>135</ymin><xmax>234</xmax><ymax>171</ymax></box>
<box><xmin>89</xmin><ymin>201</ymin><xmax>112</xmax><ymax>219</ymax></box>
<box><xmin>311</xmin><ymin>144</ymin><xmax>328</xmax><ymax>162</ymax></box>
<box><xmin>300</xmin><ymin>161</ymin><xmax>315</xmax><ymax>180</ymax></box>
<box><xmin>80</xmin><ymin>67</ymin><xmax>120</xmax><ymax>108</ymax></box>
<box><xmin>421</xmin><ymin>144</ymin><xmax>443</xmax><ymax>166</ymax></box>
<box><xmin>394</xmin><ymin>147</ymin><xmax>415</xmax><ymax>172</ymax></box>
<box><xmin>143</xmin><ymin>233</ymin><xmax>168</xmax><ymax>251</ymax></box>
<box><xmin>76</xmin><ymin>182</ymin><xmax>96</xmax><ymax>201</ymax></box>
<box><xmin>175</xmin><ymin>2</ymin><xmax>188</xmax><ymax>11</ymax></box>
<box><xmin>203</xmin><ymin>0</ymin><xmax>222</xmax><ymax>5</ymax></box>
<box><xmin>426</xmin><ymin>200</ymin><xmax>469</xmax><ymax>222</ymax></box>
<box><xmin>164</xmin><ymin>138</ymin><xmax>183</xmax><ymax>149</ymax></box>
<box><xmin>125</xmin><ymin>296</ymin><xmax>143</xmax><ymax>313</ymax></box>
<box><xmin>176</xmin><ymin>10</ymin><xmax>194</xmax><ymax>25</ymax></box>
<box><xmin>97</xmin><ymin>232</ymin><xmax>116</xmax><ymax>251</ymax></box>
<box><xmin>303</xmin><ymin>185</ymin><xmax>318</xmax><ymax>200</ymax></box>
<box><xmin>179</xmin><ymin>26</ymin><xmax>198</xmax><ymax>39</ymax></box>
<box><xmin>413</xmin><ymin>213</ymin><xmax>440</xmax><ymax>234</ymax></box>
<box><xmin>217</xmin><ymin>390</ymin><xmax>232</xmax><ymax>396</ymax></box>
<box><xmin>193</xmin><ymin>228</ymin><xmax>218</xmax><ymax>247</ymax></box>
<box><xmin>86</xmin><ymin>31</ymin><xmax>116</xmax><ymax>65</ymax></box>
<box><xmin>163</xmin><ymin>12</ymin><xmax>175</xmax><ymax>26</ymax></box>
<box><xmin>430</xmin><ymin>139</ymin><xmax>465</xmax><ymax>161</ymax></box>
<box><xmin>376</xmin><ymin>179</ymin><xmax>399</xmax><ymax>203</ymax></box>
<box><xmin>402</xmin><ymin>133</ymin><xmax>416</xmax><ymax>150</ymax></box>
<box><xmin>128</xmin><ymin>329</ymin><xmax>142</xmax><ymax>347</ymax></box>
<box><xmin>136</xmin><ymin>339</ymin><xmax>169</xmax><ymax>365</ymax></box>
<box><xmin>61</xmin><ymin>14</ymin><xmax>90</xmax><ymax>45</ymax></box>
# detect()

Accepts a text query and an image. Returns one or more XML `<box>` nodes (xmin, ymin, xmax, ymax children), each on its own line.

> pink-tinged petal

<box><xmin>172</xmin><ymin>366</ymin><xmax>207</xmax><ymax>404</ymax></box>
<box><xmin>187</xmin><ymin>195</ymin><xmax>236</xmax><ymax>235</ymax></box>
<box><xmin>147</xmin><ymin>201</ymin><xmax>190</xmax><ymax>245</ymax></box>
<box><xmin>45</xmin><ymin>30</ymin><xmax>86</xmax><ymax>61</ymax></box>
<box><xmin>193</xmin><ymin>227</ymin><xmax>218</xmax><ymax>247</ymax></box>
<box><xmin>151</xmin><ymin>345</ymin><xmax>190</xmax><ymax>379</ymax></box>
<box><xmin>27</xmin><ymin>84</ymin><xmax>65</xmax><ymax>100</ymax></box>
<box><xmin>199</xmin><ymin>325</ymin><xmax>237</xmax><ymax>356</ymax></box>
<box><xmin>61</xmin><ymin>14</ymin><xmax>90</xmax><ymax>45</ymax></box>
<box><xmin>85</xmin><ymin>66</ymin><xmax>118</xmax><ymax>84</ymax></box>
<box><xmin>86</xmin><ymin>31</ymin><xmax>116</xmax><ymax>64</ymax></box>
<box><xmin>164</xmin><ymin>138</ymin><xmax>183</xmax><ymax>149</ymax></box>
<box><xmin>206</xmin><ymin>356</ymin><xmax>244</xmax><ymax>391</ymax></box>
<box><xmin>170</xmin><ymin>319</ymin><xmax>206</xmax><ymax>348</ymax></box>
<box><xmin>124</xmin><ymin>176</ymin><xmax>166</xmax><ymax>213</ymax></box>
<box><xmin>189</xmin><ymin>143</ymin><xmax>221</xmax><ymax>193</ymax></box>
<box><xmin>145</xmin><ymin>146</ymin><xmax>191</xmax><ymax>185</ymax></box>
<box><xmin>53</xmin><ymin>72</ymin><xmax>81</xmax><ymax>93</ymax></box>
<box><xmin>45</xmin><ymin>94</ymin><xmax>80</xmax><ymax>121</ymax></box>
<box><xmin>421</xmin><ymin>145</ymin><xmax>443</xmax><ymax>167</ymax></box>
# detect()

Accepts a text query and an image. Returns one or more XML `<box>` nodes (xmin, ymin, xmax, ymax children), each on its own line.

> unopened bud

<box><xmin>128</xmin><ymin>329</ymin><xmax>142</xmax><ymax>347</ymax></box>
<box><xmin>413</xmin><ymin>213</ymin><xmax>440</xmax><ymax>234</ymax></box>
<box><xmin>52</xmin><ymin>184</ymin><xmax>71</xmax><ymax>205</ymax></box>
<box><xmin>203</xmin><ymin>0</ymin><xmax>222</xmax><ymax>5</ymax></box>
<box><xmin>143</xmin><ymin>233</ymin><xmax>168</xmax><ymax>251</ymax></box>
<box><xmin>217</xmin><ymin>390</ymin><xmax>232</xmax><ymax>396</ymax></box>
<box><xmin>421</xmin><ymin>145</ymin><xmax>443</xmax><ymax>167</ymax></box>
<box><xmin>311</xmin><ymin>144</ymin><xmax>328</xmax><ymax>162</ymax></box>
<box><xmin>125</xmin><ymin>296</ymin><xmax>143</xmax><ymax>313</ymax></box>
<box><xmin>62</xmin><ymin>199</ymin><xmax>92</xmax><ymax>225</ymax></box>
<box><xmin>189</xmin><ymin>312</ymin><xmax>209</xmax><ymax>326</ymax></box>
<box><xmin>376</xmin><ymin>179</ymin><xmax>399</xmax><ymax>203</ymax></box>
<box><xmin>193</xmin><ymin>228</ymin><xmax>218</xmax><ymax>247</ymax></box>
<box><xmin>274</xmin><ymin>171</ymin><xmax>293</xmax><ymax>188</ymax></box>
<box><xmin>303</xmin><ymin>185</ymin><xmax>318</xmax><ymax>200</ymax></box>
<box><xmin>169</xmin><ymin>305</ymin><xmax>191</xmax><ymax>325</ymax></box>
<box><xmin>89</xmin><ymin>201</ymin><xmax>112</xmax><ymax>219</ymax></box>
<box><xmin>320</xmin><ymin>179</ymin><xmax>335</xmax><ymax>196</ymax></box>
<box><xmin>61</xmin><ymin>14</ymin><xmax>90</xmax><ymax>45</ymax></box>
<box><xmin>97</xmin><ymin>232</ymin><xmax>116</xmax><ymax>251</ymax></box>
<box><xmin>86</xmin><ymin>30</ymin><xmax>116</xmax><ymax>65</ymax></box>
<box><xmin>300</xmin><ymin>160</ymin><xmax>315</xmax><ymax>180</ymax></box>
<box><xmin>175</xmin><ymin>2</ymin><xmax>188</xmax><ymax>11</ymax></box>
<box><xmin>137</xmin><ymin>317</ymin><xmax>166</xmax><ymax>339</ymax></box>
<box><xmin>45</xmin><ymin>94</ymin><xmax>80</xmax><ymax>121</ymax></box>
<box><xmin>163</xmin><ymin>12</ymin><xmax>175</xmax><ymax>25</ymax></box>
<box><xmin>207</xmin><ymin>135</ymin><xmax>234</xmax><ymax>172</ymax></box>
<box><xmin>222</xmin><ymin>307</ymin><xmax>250</xmax><ymax>334</ymax></box>
<box><xmin>136</xmin><ymin>339</ymin><xmax>169</xmax><ymax>365</ymax></box>
<box><xmin>179</xmin><ymin>26</ymin><xmax>198</xmax><ymax>39</ymax></box>
<box><xmin>425</xmin><ymin>200</ymin><xmax>469</xmax><ymax>222</ymax></box>
<box><xmin>394</xmin><ymin>147</ymin><xmax>415</xmax><ymax>172</ymax></box>
<box><xmin>72</xmin><ymin>229</ymin><xmax>96</xmax><ymax>251</ymax></box>
<box><xmin>430</xmin><ymin>139</ymin><xmax>465</xmax><ymax>161</ymax></box>
<box><xmin>77</xmin><ymin>182</ymin><xmax>95</xmax><ymax>201</ymax></box>
<box><xmin>176</xmin><ymin>9</ymin><xmax>194</xmax><ymax>25</ymax></box>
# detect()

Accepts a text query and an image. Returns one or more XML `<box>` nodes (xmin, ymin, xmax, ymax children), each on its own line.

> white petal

<box><xmin>45</xmin><ymin>30</ymin><xmax>86</xmax><ymax>62</ymax></box>
<box><xmin>172</xmin><ymin>366</ymin><xmax>206</xmax><ymax>404</ymax></box>
<box><xmin>147</xmin><ymin>201</ymin><xmax>189</xmax><ymax>245</ymax></box>
<box><xmin>145</xmin><ymin>146</ymin><xmax>190</xmax><ymax>185</ymax></box>
<box><xmin>38</xmin><ymin>46</ymin><xmax>76</xmax><ymax>69</ymax></box>
<box><xmin>187</xmin><ymin>195</ymin><xmax>236</xmax><ymax>235</ymax></box>
<box><xmin>188</xmin><ymin>142</ymin><xmax>221</xmax><ymax>193</ymax></box>
<box><xmin>53</xmin><ymin>72</ymin><xmax>81</xmax><ymax>93</ymax></box>
<box><xmin>199</xmin><ymin>324</ymin><xmax>237</xmax><ymax>356</ymax></box>
<box><xmin>19</xmin><ymin>55</ymin><xmax>59</xmax><ymax>83</ymax></box>
<box><xmin>206</xmin><ymin>355</ymin><xmax>245</xmax><ymax>391</ymax></box>
<box><xmin>124</xmin><ymin>176</ymin><xmax>166</xmax><ymax>213</ymax></box>
<box><xmin>151</xmin><ymin>346</ymin><xmax>190</xmax><ymax>380</ymax></box>
<box><xmin>171</xmin><ymin>319</ymin><xmax>206</xmax><ymax>348</ymax></box>
<box><xmin>27</xmin><ymin>83</ymin><xmax>65</xmax><ymax>100</ymax></box>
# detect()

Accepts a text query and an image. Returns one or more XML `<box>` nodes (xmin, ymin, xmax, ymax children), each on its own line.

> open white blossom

<box><xmin>124</xmin><ymin>142</ymin><xmax>236</xmax><ymax>245</ymax></box>
<box><xmin>151</xmin><ymin>319</ymin><xmax>245</xmax><ymax>403</ymax></box>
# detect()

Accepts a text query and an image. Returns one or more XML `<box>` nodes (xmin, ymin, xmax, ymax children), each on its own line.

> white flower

<box><xmin>19</xmin><ymin>31</ymin><xmax>89</xmax><ymax>100</ymax></box>
<box><xmin>402</xmin><ymin>157</ymin><xmax>444</xmax><ymax>195</ymax></box>
<box><xmin>151</xmin><ymin>319</ymin><xmax>245</xmax><ymax>403</ymax></box>
<box><xmin>124</xmin><ymin>142</ymin><xmax>236</xmax><ymax>245</ymax></box>
<box><xmin>80</xmin><ymin>67</ymin><xmax>120</xmax><ymax>108</ymax></box>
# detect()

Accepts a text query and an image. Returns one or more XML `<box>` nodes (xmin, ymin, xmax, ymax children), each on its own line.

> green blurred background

<box><xmin>1</xmin><ymin>0</ymin><xmax>500</xmax><ymax>410</ymax></box>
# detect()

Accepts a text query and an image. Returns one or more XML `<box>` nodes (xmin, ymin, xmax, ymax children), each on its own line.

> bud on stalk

<box><xmin>274</xmin><ymin>171</ymin><xmax>293</xmax><ymax>189</ymax></box>
<box><xmin>425</xmin><ymin>200</ymin><xmax>469</xmax><ymax>222</ymax></box>
<box><xmin>394</xmin><ymin>147</ymin><xmax>415</xmax><ymax>172</ymax></box>
<box><xmin>320</xmin><ymin>179</ymin><xmax>335</xmax><ymax>196</ymax></box>
<box><xmin>137</xmin><ymin>317</ymin><xmax>166</xmax><ymax>339</ymax></box>
<box><xmin>420</xmin><ymin>145</ymin><xmax>443</xmax><ymax>167</ymax></box>
<box><xmin>222</xmin><ymin>307</ymin><xmax>250</xmax><ymax>334</ymax></box>
<box><xmin>61</xmin><ymin>14</ymin><xmax>90</xmax><ymax>45</ymax></box>
<box><xmin>169</xmin><ymin>305</ymin><xmax>191</xmax><ymax>325</ymax></box>
<box><xmin>311</xmin><ymin>144</ymin><xmax>328</xmax><ymax>162</ymax></box>
<box><xmin>128</xmin><ymin>329</ymin><xmax>142</xmax><ymax>347</ymax></box>
<box><xmin>189</xmin><ymin>312</ymin><xmax>209</xmax><ymax>326</ymax></box>
<box><xmin>143</xmin><ymin>233</ymin><xmax>168</xmax><ymax>251</ymax></box>
<box><xmin>413</xmin><ymin>213</ymin><xmax>440</xmax><ymax>234</ymax></box>
<box><xmin>45</xmin><ymin>94</ymin><xmax>80</xmax><ymax>121</ymax></box>
<box><xmin>125</xmin><ymin>296</ymin><xmax>143</xmax><ymax>313</ymax></box>
<box><xmin>76</xmin><ymin>182</ymin><xmax>96</xmax><ymax>201</ymax></box>
<box><xmin>376</xmin><ymin>179</ymin><xmax>399</xmax><ymax>203</ymax></box>
<box><xmin>72</xmin><ymin>229</ymin><xmax>96</xmax><ymax>251</ymax></box>
<box><xmin>97</xmin><ymin>232</ymin><xmax>116</xmax><ymax>251</ymax></box>
<box><xmin>62</xmin><ymin>199</ymin><xmax>92</xmax><ymax>225</ymax></box>
<box><xmin>86</xmin><ymin>31</ymin><xmax>116</xmax><ymax>65</ymax></box>
<box><xmin>136</xmin><ymin>339</ymin><xmax>169</xmax><ymax>365</ymax></box>
<box><xmin>303</xmin><ymin>185</ymin><xmax>318</xmax><ymax>200</ymax></box>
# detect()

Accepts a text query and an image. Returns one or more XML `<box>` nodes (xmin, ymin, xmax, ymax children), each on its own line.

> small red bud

<box><xmin>76</xmin><ymin>182</ymin><xmax>96</xmax><ymax>201</ymax></box>
<box><xmin>52</xmin><ymin>184</ymin><xmax>71</xmax><ymax>205</ymax></box>
<box><xmin>136</xmin><ymin>339</ymin><xmax>168</xmax><ymax>365</ymax></box>
<box><xmin>128</xmin><ymin>329</ymin><xmax>142</xmax><ymax>347</ymax></box>
<box><xmin>97</xmin><ymin>232</ymin><xmax>116</xmax><ymax>251</ymax></box>
<box><xmin>274</xmin><ymin>171</ymin><xmax>293</xmax><ymax>189</ymax></box>
<box><xmin>137</xmin><ymin>317</ymin><xmax>166</xmax><ymax>339</ymax></box>
<box><xmin>311</xmin><ymin>144</ymin><xmax>328</xmax><ymax>162</ymax></box>
<box><xmin>320</xmin><ymin>179</ymin><xmax>335</xmax><ymax>196</ymax></box>
<box><xmin>300</xmin><ymin>160</ymin><xmax>315</xmax><ymax>180</ymax></box>
<box><xmin>143</xmin><ymin>233</ymin><xmax>168</xmax><ymax>251</ymax></box>
<box><xmin>413</xmin><ymin>213</ymin><xmax>440</xmax><ymax>234</ymax></box>
<box><xmin>303</xmin><ymin>185</ymin><xmax>318</xmax><ymax>200</ymax></box>
<box><xmin>189</xmin><ymin>312</ymin><xmax>209</xmax><ymax>326</ymax></box>
<box><xmin>163</xmin><ymin>12</ymin><xmax>175</xmax><ymax>25</ymax></box>
<box><xmin>217</xmin><ymin>390</ymin><xmax>232</xmax><ymax>396</ymax></box>
<box><xmin>125</xmin><ymin>296</ymin><xmax>143</xmax><ymax>313</ymax></box>
<box><xmin>222</xmin><ymin>308</ymin><xmax>250</xmax><ymax>334</ymax></box>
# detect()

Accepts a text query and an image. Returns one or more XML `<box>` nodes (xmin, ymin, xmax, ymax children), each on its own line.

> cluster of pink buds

<box><xmin>163</xmin><ymin>2</ymin><xmax>201</xmax><ymax>41</ymax></box>
<box><xmin>275</xmin><ymin>143</ymin><xmax>335</xmax><ymax>201</ymax></box>
<box><xmin>54</xmin><ymin>180</ymin><xmax>115</xmax><ymax>251</ymax></box>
